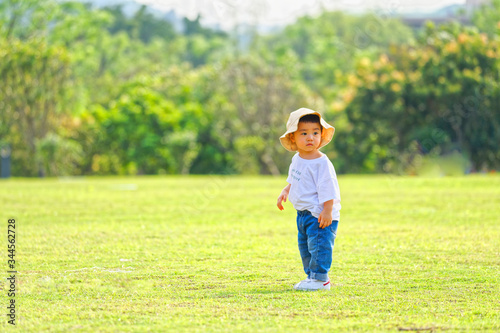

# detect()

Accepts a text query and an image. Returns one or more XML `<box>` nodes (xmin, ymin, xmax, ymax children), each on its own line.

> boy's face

<box><xmin>291</xmin><ymin>121</ymin><xmax>322</xmax><ymax>154</ymax></box>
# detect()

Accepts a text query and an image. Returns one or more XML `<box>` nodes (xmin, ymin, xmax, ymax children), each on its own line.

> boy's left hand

<box><xmin>318</xmin><ymin>199</ymin><xmax>334</xmax><ymax>229</ymax></box>
<box><xmin>318</xmin><ymin>210</ymin><xmax>333</xmax><ymax>229</ymax></box>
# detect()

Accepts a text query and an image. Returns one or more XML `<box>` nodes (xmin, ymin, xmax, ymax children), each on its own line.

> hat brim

<box><xmin>280</xmin><ymin>112</ymin><xmax>335</xmax><ymax>152</ymax></box>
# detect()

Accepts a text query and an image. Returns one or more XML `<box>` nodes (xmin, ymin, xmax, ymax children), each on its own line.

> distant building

<box><xmin>400</xmin><ymin>0</ymin><xmax>491</xmax><ymax>28</ymax></box>
<box><xmin>465</xmin><ymin>0</ymin><xmax>491</xmax><ymax>16</ymax></box>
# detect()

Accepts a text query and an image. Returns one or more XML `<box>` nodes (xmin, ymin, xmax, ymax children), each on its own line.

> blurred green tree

<box><xmin>339</xmin><ymin>23</ymin><xmax>500</xmax><ymax>172</ymax></box>
<box><xmin>104</xmin><ymin>4</ymin><xmax>177</xmax><ymax>43</ymax></box>
<box><xmin>472</xmin><ymin>0</ymin><xmax>500</xmax><ymax>37</ymax></box>
<box><xmin>0</xmin><ymin>0</ymin><xmax>59</xmax><ymax>40</ymax></box>
<box><xmin>257</xmin><ymin>11</ymin><xmax>415</xmax><ymax>101</ymax></box>
<box><xmin>210</xmin><ymin>56</ymin><xmax>324</xmax><ymax>175</ymax></box>
<box><xmin>0</xmin><ymin>38</ymin><xmax>78</xmax><ymax>176</ymax></box>
<box><xmin>85</xmin><ymin>81</ymin><xmax>182</xmax><ymax>175</ymax></box>
<box><xmin>36</xmin><ymin>133</ymin><xmax>83</xmax><ymax>177</ymax></box>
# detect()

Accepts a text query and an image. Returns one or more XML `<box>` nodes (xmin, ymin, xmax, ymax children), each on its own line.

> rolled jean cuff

<box><xmin>310</xmin><ymin>272</ymin><xmax>328</xmax><ymax>282</ymax></box>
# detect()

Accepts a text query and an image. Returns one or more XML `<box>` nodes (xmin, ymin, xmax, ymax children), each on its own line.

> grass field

<box><xmin>1</xmin><ymin>174</ymin><xmax>499</xmax><ymax>332</ymax></box>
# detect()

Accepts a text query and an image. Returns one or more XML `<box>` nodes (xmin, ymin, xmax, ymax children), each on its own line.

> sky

<box><xmin>136</xmin><ymin>0</ymin><xmax>467</xmax><ymax>29</ymax></box>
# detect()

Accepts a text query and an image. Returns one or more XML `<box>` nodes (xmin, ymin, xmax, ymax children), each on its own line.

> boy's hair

<box><xmin>299</xmin><ymin>114</ymin><xmax>322</xmax><ymax>131</ymax></box>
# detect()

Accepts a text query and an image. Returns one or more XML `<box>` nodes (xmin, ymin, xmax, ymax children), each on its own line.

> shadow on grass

<box><xmin>210</xmin><ymin>286</ymin><xmax>330</xmax><ymax>298</ymax></box>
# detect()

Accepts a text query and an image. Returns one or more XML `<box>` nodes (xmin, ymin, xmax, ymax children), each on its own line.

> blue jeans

<box><xmin>296</xmin><ymin>210</ymin><xmax>338</xmax><ymax>282</ymax></box>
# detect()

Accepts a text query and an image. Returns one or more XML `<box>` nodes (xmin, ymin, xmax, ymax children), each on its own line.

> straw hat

<box><xmin>279</xmin><ymin>108</ymin><xmax>335</xmax><ymax>152</ymax></box>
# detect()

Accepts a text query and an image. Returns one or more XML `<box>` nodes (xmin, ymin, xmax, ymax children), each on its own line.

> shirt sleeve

<box><xmin>317</xmin><ymin>159</ymin><xmax>341</xmax><ymax>204</ymax></box>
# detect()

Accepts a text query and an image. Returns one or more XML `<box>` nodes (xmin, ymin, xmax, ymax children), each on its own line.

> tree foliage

<box><xmin>212</xmin><ymin>56</ymin><xmax>323</xmax><ymax>175</ymax></box>
<box><xmin>340</xmin><ymin>23</ymin><xmax>500</xmax><ymax>172</ymax></box>
<box><xmin>0</xmin><ymin>0</ymin><xmax>499</xmax><ymax>177</ymax></box>
<box><xmin>472</xmin><ymin>0</ymin><xmax>500</xmax><ymax>37</ymax></box>
<box><xmin>0</xmin><ymin>37</ymin><xmax>77</xmax><ymax>176</ymax></box>
<box><xmin>258</xmin><ymin>11</ymin><xmax>415</xmax><ymax>100</ymax></box>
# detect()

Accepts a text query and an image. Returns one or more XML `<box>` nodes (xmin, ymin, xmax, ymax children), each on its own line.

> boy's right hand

<box><xmin>277</xmin><ymin>191</ymin><xmax>288</xmax><ymax>211</ymax></box>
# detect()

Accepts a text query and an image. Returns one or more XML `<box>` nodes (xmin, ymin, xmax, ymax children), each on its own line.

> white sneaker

<box><xmin>293</xmin><ymin>278</ymin><xmax>331</xmax><ymax>291</ymax></box>
<box><xmin>293</xmin><ymin>278</ymin><xmax>311</xmax><ymax>290</ymax></box>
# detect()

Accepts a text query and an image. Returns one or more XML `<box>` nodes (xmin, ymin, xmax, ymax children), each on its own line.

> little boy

<box><xmin>277</xmin><ymin>108</ymin><xmax>341</xmax><ymax>291</ymax></box>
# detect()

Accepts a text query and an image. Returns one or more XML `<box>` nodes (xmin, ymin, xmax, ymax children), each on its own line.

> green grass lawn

<box><xmin>1</xmin><ymin>175</ymin><xmax>499</xmax><ymax>332</ymax></box>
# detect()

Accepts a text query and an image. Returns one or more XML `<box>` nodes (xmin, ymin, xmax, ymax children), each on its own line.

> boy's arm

<box><xmin>277</xmin><ymin>184</ymin><xmax>291</xmax><ymax>211</ymax></box>
<box><xmin>318</xmin><ymin>199</ymin><xmax>334</xmax><ymax>229</ymax></box>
